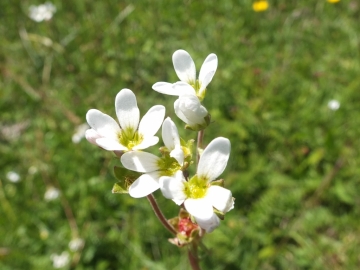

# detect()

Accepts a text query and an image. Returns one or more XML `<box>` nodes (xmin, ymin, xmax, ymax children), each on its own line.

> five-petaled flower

<box><xmin>86</xmin><ymin>88</ymin><xmax>165</xmax><ymax>152</ymax></box>
<box><xmin>152</xmin><ymin>49</ymin><xmax>218</xmax><ymax>101</ymax></box>
<box><xmin>159</xmin><ymin>137</ymin><xmax>234</xmax><ymax>232</ymax></box>
<box><xmin>120</xmin><ymin>117</ymin><xmax>185</xmax><ymax>198</ymax></box>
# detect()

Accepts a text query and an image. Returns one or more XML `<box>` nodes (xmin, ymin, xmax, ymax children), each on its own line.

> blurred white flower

<box><xmin>50</xmin><ymin>252</ymin><xmax>70</xmax><ymax>268</ymax></box>
<box><xmin>28</xmin><ymin>166</ymin><xmax>38</xmax><ymax>175</ymax></box>
<box><xmin>72</xmin><ymin>123</ymin><xmax>90</xmax><ymax>144</ymax></box>
<box><xmin>29</xmin><ymin>2</ymin><xmax>56</xmax><ymax>22</ymax></box>
<box><xmin>6</xmin><ymin>171</ymin><xmax>20</xmax><ymax>183</ymax></box>
<box><xmin>44</xmin><ymin>187</ymin><xmax>60</xmax><ymax>201</ymax></box>
<box><xmin>69</xmin><ymin>238</ymin><xmax>84</xmax><ymax>252</ymax></box>
<box><xmin>328</xmin><ymin>100</ymin><xmax>340</xmax><ymax>111</ymax></box>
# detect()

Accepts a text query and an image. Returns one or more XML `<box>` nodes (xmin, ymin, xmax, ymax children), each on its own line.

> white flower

<box><xmin>69</xmin><ymin>238</ymin><xmax>84</xmax><ymax>252</ymax></box>
<box><xmin>6</xmin><ymin>171</ymin><xmax>20</xmax><ymax>183</ymax></box>
<box><xmin>86</xmin><ymin>89</ymin><xmax>165</xmax><ymax>152</ymax></box>
<box><xmin>72</xmin><ymin>123</ymin><xmax>89</xmax><ymax>144</ymax></box>
<box><xmin>29</xmin><ymin>2</ymin><xmax>56</xmax><ymax>22</ymax></box>
<box><xmin>120</xmin><ymin>117</ymin><xmax>184</xmax><ymax>198</ymax></box>
<box><xmin>174</xmin><ymin>94</ymin><xmax>210</xmax><ymax>131</ymax></box>
<box><xmin>160</xmin><ymin>137</ymin><xmax>234</xmax><ymax>232</ymax></box>
<box><xmin>328</xmin><ymin>99</ymin><xmax>340</xmax><ymax>111</ymax></box>
<box><xmin>152</xmin><ymin>49</ymin><xmax>218</xmax><ymax>100</ymax></box>
<box><xmin>44</xmin><ymin>187</ymin><xmax>60</xmax><ymax>201</ymax></box>
<box><xmin>50</xmin><ymin>251</ymin><xmax>69</xmax><ymax>268</ymax></box>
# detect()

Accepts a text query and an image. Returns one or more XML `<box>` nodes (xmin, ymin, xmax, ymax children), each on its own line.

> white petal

<box><xmin>172</xmin><ymin>82</ymin><xmax>197</xmax><ymax>96</ymax></box>
<box><xmin>162</xmin><ymin>117</ymin><xmax>180</xmax><ymax>150</ymax></box>
<box><xmin>86</xmin><ymin>109</ymin><xmax>120</xmax><ymax>140</ymax></box>
<box><xmin>170</xmin><ymin>147</ymin><xmax>184</xmax><ymax>166</ymax></box>
<box><xmin>184</xmin><ymin>197</ymin><xmax>213</xmax><ymax>220</ymax></box>
<box><xmin>172</xmin><ymin>50</ymin><xmax>196</xmax><ymax>84</ymax></box>
<box><xmin>159</xmin><ymin>171</ymin><xmax>186</xmax><ymax>205</ymax></box>
<box><xmin>115</xmin><ymin>89</ymin><xmax>139</xmax><ymax>136</ymax></box>
<box><xmin>132</xmin><ymin>136</ymin><xmax>159</xmax><ymax>150</ymax></box>
<box><xmin>121</xmin><ymin>151</ymin><xmax>161</xmax><ymax>173</ymax></box>
<box><xmin>174</xmin><ymin>98</ymin><xmax>195</xmax><ymax>126</ymax></box>
<box><xmin>95</xmin><ymin>138</ymin><xmax>128</xmax><ymax>151</ymax></box>
<box><xmin>194</xmin><ymin>213</ymin><xmax>220</xmax><ymax>233</ymax></box>
<box><xmin>85</xmin><ymin>129</ymin><xmax>102</xmax><ymax>145</ymax></box>
<box><xmin>174</xmin><ymin>95</ymin><xmax>208</xmax><ymax>126</ymax></box>
<box><xmin>129</xmin><ymin>172</ymin><xmax>161</xmax><ymax>198</ymax></box>
<box><xmin>152</xmin><ymin>82</ymin><xmax>180</xmax><ymax>96</ymax></box>
<box><xmin>198</xmin><ymin>53</ymin><xmax>218</xmax><ymax>94</ymax></box>
<box><xmin>197</xmin><ymin>137</ymin><xmax>231</xmax><ymax>182</ymax></box>
<box><xmin>206</xmin><ymin>186</ymin><xmax>234</xmax><ymax>213</ymax></box>
<box><xmin>138</xmin><ymin>105</ymin><xmax>165</xmax><ymax>138</ymax></box>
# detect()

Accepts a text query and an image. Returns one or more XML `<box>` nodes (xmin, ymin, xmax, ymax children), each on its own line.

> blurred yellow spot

<box><xmin>327</xmin><ymin>0</ymin><xmax>340</xmax><ymax>3</ymax></box>
<box><xmin>253</xmin><ymin>1</ymin><xmax>269</xmax><ymax>12</ymax></box>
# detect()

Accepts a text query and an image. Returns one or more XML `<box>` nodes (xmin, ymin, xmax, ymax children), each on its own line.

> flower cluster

<box><xmin>28</xmin><ymin>2</ymin><xmax>56</xmax><ymax>22</ymax></box>
<box><xmin>85</xmin><ymin>50</ymin><xmax>234</xmax><ymax>243</ymax></box>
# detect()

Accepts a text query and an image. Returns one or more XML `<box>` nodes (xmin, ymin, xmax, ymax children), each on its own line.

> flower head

<box><xmin>160</xmin><ymin>137</ymin><xmax>234</xmax><ymax>232</ymax></box>
<box><xmin>252</xmin><ymin>1</ymin><xmax>269</xmax><ymax>12</ymax></box>
<box><xmin>29</xmin><ymin>2</ymin><xmax>56</xmax><ymax>22</ymax></box>
<box><xmin>50</xmin><ymin>252</ymin><xmax>69</xmax><ymax>269</ymax></box>
<box><xmin>86</xmin><ymin>89</ymin><xmax>165</xmax><ymax>152</ymax></box>
<box><xmin>174</xmin><ymin>94</ymin><xmax>210</xmax><ymax>131</ymax></box>
<box><xmin>44</xmin><ymin>187</ymin><xmax>60</xmax><ymax>201</ymax></box>
<box><xmin>6</xmin><ymin>171</ymin><xmax>20</xmax><ymax>183</ymax></box>
<box><xmin>72</xmin><ymin>123</ymin><xmax>89</xmax><ymax>144</ymax></box>
<box><xmin>152</xmin><ymin>49</ymin><xmax>218</xmax><ymax>101</ymax></box>
<box><xmin>327</xmin><ymin>0</ymin><xmax>340</xmax><ymax>3</ymax></box>
<box><xmin>328</xmin><ymin>99</ymin><xmax>340</xmax><ymax>111</ymax></box>
<box><xmin>120</xmin><ymin>117</ymin><xmax>185</xmax><ymax>198</ymax></box>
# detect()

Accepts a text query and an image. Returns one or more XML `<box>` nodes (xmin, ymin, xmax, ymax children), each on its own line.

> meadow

<box><xmin>1</xmin><ymin>0</ymin><xmax>360</xmax><ymax>269</ymax></box>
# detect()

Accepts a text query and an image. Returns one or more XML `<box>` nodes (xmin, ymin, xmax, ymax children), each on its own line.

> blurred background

<box><xmin>1</xmin><ymin>0</ymin><xmax>360</xmax><ymax>269</ymax></box>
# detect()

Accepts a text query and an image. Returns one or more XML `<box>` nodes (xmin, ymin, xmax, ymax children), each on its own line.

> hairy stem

<box><xmin>196</xmin><ymin>130</ymin><xmax>204</xmax><ymax>168</ymax></box>
<box><xmin>188</xmin><ymin>242</ymin><xmax>201</xmax><ymax>270</ymax></box>
<box><xmin>147</xmin><ymin>194</ymin><xmax>177</xmax><ymax>235</ymax></box>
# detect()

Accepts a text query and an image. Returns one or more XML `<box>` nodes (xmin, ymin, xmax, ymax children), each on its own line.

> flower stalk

<box><xmin>146</xmin><ymin>194</ymin><xmax>177</xmax><ymax>235</ymax></box>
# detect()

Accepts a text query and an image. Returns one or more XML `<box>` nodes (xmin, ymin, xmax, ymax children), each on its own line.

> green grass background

<box><xmin>1</xmin><ymin>0</ymin><xmax>360</xmax><ymax>269</ymax></box>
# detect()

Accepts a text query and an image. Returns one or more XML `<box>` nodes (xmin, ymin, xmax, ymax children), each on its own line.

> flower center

<box><xmin>118</xmin><ymin>128</ymin><xmax>143</xmax><ymax>150</ymax></box>
<box><xmin>157</xmin><ymin>155</ymin><xmax>182</xmax><ymax>176</ymax></box>
<box><xmin>183</xmin><ymin>175</ymin><xmax>208</xmax><ymax>199</ymax></box>
<box><xmin>190</xmin><ymin>80</ymin><xmax>205</xmax><ymax>101</ymax></box>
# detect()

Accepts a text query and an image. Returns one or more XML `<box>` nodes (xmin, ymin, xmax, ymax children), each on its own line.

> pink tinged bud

<box><xmin>85</xmin><ymin>129</ymin><xmax>102</xmax><ymax>145</ymax></box>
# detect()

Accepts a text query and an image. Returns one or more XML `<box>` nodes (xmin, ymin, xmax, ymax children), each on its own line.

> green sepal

<box><xmin>211</xmin><ymin>179</ymin><xmax>224</xmax><ymax>187</ymax></box>
<box><xmin>112</xmin><ymin>166</ymin><xmax>141</xmax><ymax>194</ymax></box>
<box><xmin>112</xmin><ymin>182</ymin><xmax>128</xmax><ymax>194</ymax></box>
<box><xmin>213</xmin><ymin>208</ymin><xmax>225</xmax><ymax>220</ymax></box>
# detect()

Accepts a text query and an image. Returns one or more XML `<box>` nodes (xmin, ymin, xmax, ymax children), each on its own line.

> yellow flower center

<box><xmin>157</xmin><ymin>155</ymin><xmax>182</xmax><ymax>177</ymax></box>
<box><xmin>118</xmin><ymin>128</ymin><xmax>143</xmax><ymax>150</ymax></box>
<box><xmin>183</xmin><ymin>175</ymin><xmax>208</xmax><ymax>199</ymax></box>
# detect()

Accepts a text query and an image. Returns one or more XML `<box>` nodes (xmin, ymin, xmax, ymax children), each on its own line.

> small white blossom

<box><xmin>29</xmin><ymin>2</ymin><xmax>56</xmax><ymax>22</ymax></box>
<box><xmin>174</xmin><ymin>94</ymin><xmax>209</xmax><ymax>130</ymax></box>
<box><xmin>120</xmin><ymin>117</ymin><xmax>184</xmax><ymax>198</ymax></box>
<box><xmin>69</xmin><ymin>238</ymin><xmax>84</xmax><ymax>251</ymax></box>
<box><xmin>328</xmin><ymin>99</ymin><xmax>340</xmax><ymax>111</ymax></box>
<box><xmin>160</xmin><ymin>137</ymin><xmax>234</xmax><ymax>232</ymax></box>
<box><xmin>152</xmin><ymin>49</ymin><xmax>218</xmax><ymax>100</ymax></box>
<box><xmin>72</xmin><ymin>123</ymin><xmax>89</xmax><ymax>144</ymax></box>
<box><xmin>50</xmin><ymin>251</ymin><xmax>70</xmax><ymax>268</ymax></box>
<box><xmin>86</xmin><ymin>89</ymin><xmax>165</xmax><ymax>152</ymax></box>
<box><xmin>44</xmin><ymin>187</ymin><xmax>60</xmax><ymax>201</ymax></box>
<box><xmin>6</xmin><ymin>171</ymin><xmax>20</xmax><ymax>183</ymax></box>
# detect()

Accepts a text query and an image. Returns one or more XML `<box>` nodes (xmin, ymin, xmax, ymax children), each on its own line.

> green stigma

<box><xmin>118</xmin><ymin>128</ymin><xmax>143</xmax><ymax>150</ymax></box>
<box><xmin>183</xmin><ymin>175</ymin><xmax>208</xmax><ymax>199</ymax></box>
